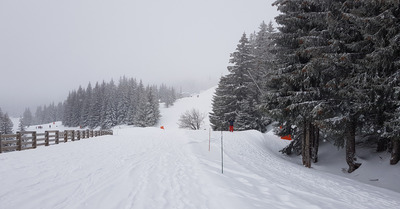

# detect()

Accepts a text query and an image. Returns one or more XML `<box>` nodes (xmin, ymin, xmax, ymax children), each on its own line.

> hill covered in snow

<box><xmin>2</xmin><ymin>86</ymin><xmax>400</xmax><ymax>209</ymax></box>
<box><xmin>158</xmin><ymin>86</ymin><xmax>400</xmax><ymax>194</ymax></box>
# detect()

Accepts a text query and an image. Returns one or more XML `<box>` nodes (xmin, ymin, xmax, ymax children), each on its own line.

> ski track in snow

<box><xmin>2</xmin><ymin>128</ymin><xmax>398</xmax><ymax>209</ymax></box>
<box><xmin>2</xmin><ymin>87</ymin><xmax>400</xmax><ymax>209</ymax></box>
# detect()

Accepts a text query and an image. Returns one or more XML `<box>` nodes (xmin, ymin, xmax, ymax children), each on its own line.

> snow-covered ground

<box><xmin>2</xmin><ymin>87</ymin><xmax>400</xmax><ymax>209</ymax></box>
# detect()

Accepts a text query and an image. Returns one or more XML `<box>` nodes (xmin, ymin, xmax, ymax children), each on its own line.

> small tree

<box><xmin>18</xmin><ymin>117</ymin><xmax>25</xmax><ymax>132</ymax></box>
<box><xmin>178</xmin><ymin>109</ymin><xmax>205</xmax><ymax>130</ymax></box>
<box><xmin>1</xmin><ymin>113</ymin><xmax>13</xmax><ymax>134</ymax></box>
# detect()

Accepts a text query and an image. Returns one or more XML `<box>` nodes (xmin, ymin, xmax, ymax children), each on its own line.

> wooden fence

<box><xmin>0</xmin><ymin>130</ymin><xmax>113</xmax><ymax>154</ymax></box>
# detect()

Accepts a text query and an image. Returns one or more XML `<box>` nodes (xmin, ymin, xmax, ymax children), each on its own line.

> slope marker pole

<box><xmin>209</xmin><ymin>127</ymin><xmax>211</xmax><ymax>152</ymax></box>
<box><xmin>221</xmin><ymin>129</ymin><xmax>224</xmax><ymax>174</ymax></box>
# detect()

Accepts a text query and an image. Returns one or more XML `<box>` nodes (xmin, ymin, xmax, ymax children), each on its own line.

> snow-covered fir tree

<box><xmin>116</xmin><ymin>77</ymin><xmax>131</xmax><ymax>125</ymax></box>
<box><xmin>88</xmin><ymin>82</ymin><xmax>104</xmax><ymax>128</ymax></box>
<box><xmin>18</xmin><ymin>117</ymin><xmax>25</xmax><ymax>132</ymax></box>
<box><xmin>159</xmin><ymin>84</ymin><xmax>177</xmax><ymax>108</ymax></box>
<box><xmin>209</xmin><ymin>75</ymin><xmax>236</xmax><ymax>131</ymax></box>
<box><xmin>126</xmin><ymin>78</ymin><xmax>138</xmax><ymax>125</ymax></box>
<box><xmin>211</xmin><ymin>25</ymin><xmax>276</xmax><ymax>132</ymax></box>
<box><xmin>0</xmin><ymin>112</ymin><xmax>13</xmax><ymax>134</ymax></box>
<box><xmin>268</xmin><ymin>0</ymin><xmax>332</xmax><ymax>168</ymax></box>
<box><xmin>101</xmin><ymin>80</ymin><xmax>118</xmax><ymax>129</ymax></box>
<box><xmin>210</xmin><ymin>33</ymin><xmax>266</xmax><ymax>131</ymax></box>
<box><xmin>235</xmin><ymin>99</ymin><xmax>258</xmax><ymax>131</ymax></box>
<box><xmin>141</xmin><ymin>86</ymin><xmax>161</xmax><ymax>127</ymax></box>
<box><xmin>22</xmin><ymin>108</ymin><xmax>33</xmax><ymax>127</ymax></box>
<box><xmin>80</xmin><ymin>83</ymin><xmax>92</xmax><ymax>127</ymax></box>
<box><xmin>134</xmin><ymin>81</ymin><xmax>148</xmax><ymax>127</ymax></box>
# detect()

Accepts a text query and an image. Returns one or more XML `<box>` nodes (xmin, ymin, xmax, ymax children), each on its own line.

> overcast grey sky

<box><xmin>0</xmin><ymin>0</ymin><xmax>279</xmax><ymax>116</ymax></box>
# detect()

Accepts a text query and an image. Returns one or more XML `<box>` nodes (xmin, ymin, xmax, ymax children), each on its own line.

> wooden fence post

<box><xmin>32</xmin><ymin>132</ymin><xmax>37</xmax><ymax>148</ymax></box>
<box><xmin>45</xmin><ymin>131</ymin><xmax>49</xmax><ymax>146</ymax></box>
<box><xmin>82</xmin><ymin>130</ymin><xmax>85</xmax><ymax>139</ymax></box>
<box><xmin>71</xmin><ymin>130</ymin><xmax>75</xmax><ymax>141</ymax></box>
<box><xmin>17</xmin><ymin>132</ymin><xmax>22</xmax><ymax>151</ymax></box>
<box><xmin>64</xmin><ymin>130</ymin><xmax>68</xmax><ymax>142</ymax></box>
<box><xmin>77</xmin><ymin>131</ymin><xmax>81</xmax><ymax>140</ymax></box>
<box><xmin>86</xmin><ymin>129</ymin><xmax>90</xmax><ymax>138</ymax></box>
<box><xmin>0</xmin><ymin>134</ymin><xmax>2</xmax><ymax>153</ymax></box>
<box><xmin>55</xmin><ymin>131</ymin><xmax>59</xmax><ymax>144</ymax></box>
<box><xmin>90</xmin><ymin>130</ymin><xmax>93</xmax><ymax>137</ymax></box>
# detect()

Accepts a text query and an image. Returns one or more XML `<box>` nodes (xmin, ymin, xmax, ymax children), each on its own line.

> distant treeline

<box><xmin>20</xmin><ymin>76</ymin><xmax>178</xmax><ymax>129</ymax></box>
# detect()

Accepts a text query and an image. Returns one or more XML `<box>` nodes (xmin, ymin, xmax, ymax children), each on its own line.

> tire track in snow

<box><xmin>2</xmin><ymin>128</ymin><xmax>400</xmax><ymax>209</ymax></box>
<box><xmin>123</xmin><ymin>130</ymin><xmax>210</xmax><ymax>209</ymax></box>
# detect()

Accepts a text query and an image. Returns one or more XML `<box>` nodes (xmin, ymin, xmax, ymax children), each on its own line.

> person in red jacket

<box><xmin>228</xmin><ymin>118</ymin><xmax>234</xmax><ymax>132</ymax></box>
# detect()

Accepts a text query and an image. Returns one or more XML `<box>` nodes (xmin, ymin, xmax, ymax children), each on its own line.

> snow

<box><xmin>2</xmin><ymin>87</ymin><xmax>400</xmax><ymax>209</ymax></box>
<box><xmin>158</xmin><ymin>87</ymin><xmax>215</xmax><ymax>130</ymax></box>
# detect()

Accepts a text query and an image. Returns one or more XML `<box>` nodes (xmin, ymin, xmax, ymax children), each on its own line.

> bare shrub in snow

<box><xmin>178</xmin><ymin>109</ymin><xmax>205</xmax><ymax>130</ymax></box>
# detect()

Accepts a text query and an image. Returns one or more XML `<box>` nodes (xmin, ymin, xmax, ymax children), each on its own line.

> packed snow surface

<box><xmin>2</xmin><ymin>87</ymin><xmax>400</xmax><ymax>209</ymax></box>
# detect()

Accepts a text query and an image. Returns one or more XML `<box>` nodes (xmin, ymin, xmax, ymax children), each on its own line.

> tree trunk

<box><xmin>311</xmin><ymin>126</ymin><xmax>319</xmax><ymax>163</ymax></box>
<box><xmin>376</xmin><ymin>137</ymin><xmax>389</xmax><ymax>152</ymax></box>
<box><xmin>302</xmin><ymin>120</ymin><xmax>312</xmax><ymax>168</ymax></box>
<box><xmin>390</xmin><ymin>137</ymin><xmax>400</xmax><ymax>165</ymax></box>
<box><xmin>345</xmin><ymin>118</ymin><xmax>361</xmax><ymax>173</ymax></box>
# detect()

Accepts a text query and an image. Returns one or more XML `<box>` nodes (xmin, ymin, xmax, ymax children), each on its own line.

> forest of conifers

<box><xmin>210</xmin><ymin>0</ymin><xmax>400</xmax><ymax>172</ymax></box>
<box><xmin>18</xmin><ymin>77</ymin><xmax>177</xmax><ymax>130</ymax></box>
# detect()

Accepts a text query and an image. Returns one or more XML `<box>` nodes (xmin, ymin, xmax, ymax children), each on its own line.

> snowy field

<box><xmin>2</xmin><ymin>87</ymin><xmax>400</xmax><ymax>209</ymax></box>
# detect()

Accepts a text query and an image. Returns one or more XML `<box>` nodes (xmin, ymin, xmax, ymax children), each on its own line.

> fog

<box><xmin>0</xmin><ymin>0</ymin><xmax>279</xmax><ymax>116</ymax></box>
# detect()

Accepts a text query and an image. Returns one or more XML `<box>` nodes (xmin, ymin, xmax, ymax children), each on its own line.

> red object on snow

<box><xmin>160</xmin><ymin>126</ymin><xmax>164</xmax><ymax>130</ymax></box>
<box><xmin>281</xmin><ymin>135</ymin><xmax>292</xmax><ymax>140</ymax></box>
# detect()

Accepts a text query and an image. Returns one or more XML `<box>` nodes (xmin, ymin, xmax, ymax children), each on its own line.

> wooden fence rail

<box><xmin>0</xmin><ymin>129</ymin><xmax>113</xmax><ymax>154</ymax></box>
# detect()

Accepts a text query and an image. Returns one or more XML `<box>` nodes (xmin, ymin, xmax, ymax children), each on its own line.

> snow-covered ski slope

<box><xmin>2</xmin><ymin>88</ymin><xmax>400</xmax><ymax>209</ymax></box>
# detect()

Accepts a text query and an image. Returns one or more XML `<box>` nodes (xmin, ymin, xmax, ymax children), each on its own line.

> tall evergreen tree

<box><xmin>211</xmin><ymin>33</ymin><xmax>264</xmax><ymax>131</ymax></box>
<box><xmin>209</xmin><ymin>75</ymin><xmax>236</xmax><ymax>131</ymax></box>
<box><xmin>211</xmin><ymin>29</ymin><xmax>277</xmax><ymax>132</ymax></box>
<box><xmin>56</xmin><ymin>102</ymin><xmax>64</xmax><ymax>122</ymax></box>
<box><xmin>81</xmin><ymin>83</ymin><xmax>92</xmax><ymax>127</ymax></box>
<box><xmin>0</xmin><ymin>108</ymin><xmax>3</xmax><ymax>133</ymax></box>
<box><xmin>127</xmin><ymin>78</ymin><xmax>138</xmax><ymax>125</ymax></box>
<box><xmin>139</xmin><ymin>86</ymin><xmax>160</xmax><ymax>127</ymax></box>
<box><xmin>269</xmin><ymin>0</ymin><xmax>334</xmax><ymax>167</ymax></box>
<box><xmin>22</xmin><ymin>108</ymin><xmax>33</xmax><ymax>127</ymax></box>
<box><xmin>35</xmin><ymin>106</ymin><xmax>44</xmax><ymax>125</ymax></box>
<box><xmin>18</xmin><ymin>117</ymin><xmax>25</xmax><ymax>132</ymax></box>
<box><xmin>1</xmin><ymin>113</ymin><xmax>13</xmax><ymax>134</ymax></box>
<box><xmin>101</xmin><ymin>80</ymin><xmax>118</xmax><ymax>129</ymax></box>
<box><xmin>116</xmin><ymin>76</ymin><xmax>131</xmax><ymax>125</ymax></box>
<box><xmin>88</xmin><ymin>82</ymin><xmax>104</xmax><ymax>128</ymax></box>
<box><xmin>134</xmin><ymin>81</ymin><xmax>148</xmax><ymax>127</ymax></box>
